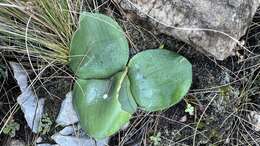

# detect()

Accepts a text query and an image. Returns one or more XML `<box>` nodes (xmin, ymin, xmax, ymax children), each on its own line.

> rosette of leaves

<box><xmin>69</xmin><ymin>12</ymin><xmax>192</xmax><ymax>139</ymax></box>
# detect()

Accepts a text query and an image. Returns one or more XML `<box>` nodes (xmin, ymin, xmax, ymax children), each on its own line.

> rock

<box><xmin>116</xmin><ymin>0</ymin><xmax>260</xmax><ymax>60</ymax></box>
<box><xmin>51</xmin><ymin>125</ymin><xmax>109</xmax><ymax>146</ymax></box>
<box><xmin>10</xmin><ymin>62</ymin><xmax>45</xmax><ymax>133</ymax></box>
<box><xmin>58</xmin><ymin>126</ymin><xmax>76</xmax><ymax>136</ymax></box>
<box><xmin>36</xmin><ymin>137</ymin><xmax>43</xmax><ymax>143</ymax></box>
<box><xmin>9</xmin><ymin>139</ymin><xmax>25</xmax><ymax>146</ymax></box>
<box><xmin>179</xmin><ymin>115</ymin><xmax>187</xmax><ymax>123</ymax></box>
<box><xmin>36</xmin><ymin>144</ymin><xmax>58</xmax><ymax>146</ymax></box>
<box><xmin>250</xmin><ymin>111</ymin><xmax>260</xmax><ymax>131</ymax></box>
<box><xmin>52</xmin><ymin>135</ymin><xmax>95</xmax><ymax>146</ymax></box>
<box><xmin>56</xmin><ymin>92</ymin><xmax>79</xmax><ymax>126</ymax></box>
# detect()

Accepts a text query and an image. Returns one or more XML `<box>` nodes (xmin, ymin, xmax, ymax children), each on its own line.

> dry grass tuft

<box><xmin>0</xmin><ymin>0</ymin><xmax>82</xmax><ymax>65</ymax></box>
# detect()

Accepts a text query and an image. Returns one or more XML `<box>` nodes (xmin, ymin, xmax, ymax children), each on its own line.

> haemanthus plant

<box><xmin>69</xmin><ymin>12</ymin><xmax>192</xmax><ymax>139</ymax></box>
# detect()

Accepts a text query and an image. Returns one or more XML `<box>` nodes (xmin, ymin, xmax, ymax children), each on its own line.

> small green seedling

<box><xmin>159</xmin><ymin>44</ymin><xmax>165</xmax><ymax>49</ymax></box>
<box><xmin>185</xmin><ymin>103</ymin><xmax>195</xmax><ymax>116</ymax></box>
<box><xmin>150</xmin><ymin>132</ymin><xmax>162</xmax><ymax>146</ymax></box>
<box><xmin>3</xmin><ymin>119</ymin><xmax>20</xmax><ymax>137</ymax></box>
<box><xmin>69</xmin><ymin>12</ymin><xmax>192</xmax><ymax>139</ymax></box>
<box><xmin>39</xmin><ymin>114</ymin><xmax>52</xmax><ymax>135</ymax></box>
<box><xmin>219</xmin><ymin>85</ymin><xmax>231</xmax><ymax>97</ymax></box>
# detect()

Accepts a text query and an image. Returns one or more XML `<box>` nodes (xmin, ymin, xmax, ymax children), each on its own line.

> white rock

<box><xmin>36</xmin><ymin>137</ymin><xmax>43</xmax><ymax>143</ymax></box>
<box><xmin>52</xmin><ymin>131</ymin><xmax>109</xmax><ymax>146</ymax></box>
<box><xmin>58</xmin><ymin>126</ymin><xmax>76</xmax><ymax>136</ymax></box>
<box><xmin>9</xmin><ymin>139</ymin><xmax>25</xmax><ymax>146</ymax></box>
<box><xmin>117</xmin><ymin>0</ymin><xmax>260</xmax><ymax>60</ymax></box>
<box><xmin>51</xmin><ymin>125</ymin><xmax>109</xmax><ymax>146</ymax></box>
<box><xmin>96</xmin><ymin>137</ymin><xmax>109</xmax><ymax>146</ymax></box>
<box><xmin>37</xmin><ymin>144</ymin><xmax>58</xmax><ymax>146</ymax></box>
<box><xmin>10</xmin><ymin>62</ymin><xmax>45</xmax><ymax>133</ymax></box>
<box><xmin>250</xmin><ymin>111</ymin><xmax>260</xmax><ymax>131</ymax></box>
<box><xmin>52</xmin><ymin>135</ymin><xmax>95</xmax><ymax>146</ymax></box>
<box><xmin>56</xmin><ymin>92</ymin><xmax>79</xmax><ymax>126</ymax></box>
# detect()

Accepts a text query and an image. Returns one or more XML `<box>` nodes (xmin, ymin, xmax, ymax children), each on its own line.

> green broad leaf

<box><xmin>69</xmin><ymin>12</ymin><xmax>129</xmax><ymax>79</ymax></box>
<box><xmin>73</xmin><ymin>70</ymin><xmax>136</xmax><ymax>139</ymax></box>
<box><xmin>128</xmin><ymin>49</ymin><xmax>192</xmax><ymax>111</ymax></box>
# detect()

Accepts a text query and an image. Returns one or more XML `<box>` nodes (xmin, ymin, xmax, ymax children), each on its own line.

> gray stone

<box><xmin>116</xmin><ymin>0</ymin><xmax>260</xmax><ymax>60</ymax></box>
<box><xmin>10</xmin><ymin>62</ymin><xmax>45</xmax><ymax>133</ymax></box>
<box><xmin>51</xmin><ymin>127</ymin><xmax>109</xmax><ymax>146</ymax></box>
<box><xmin>36</xmin><ymin>144</ymin><xmax>57</xmax><ymax>146</ymax></box>
<box><xmin>250</xmin><ymin>111</ymin><xmax>260</xmax><ymax>131</ymax></box>
<box><xmin>9</xmin><ymin>140</ymin><xmax>25</xmax><ymax>146</ymax></box>
<box><xmin>56</xmin><ymin>92</ymin><xmax>79</xmax><ymax>126</ymax></box>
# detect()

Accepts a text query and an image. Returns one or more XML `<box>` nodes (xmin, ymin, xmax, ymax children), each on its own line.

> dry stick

<box><xmin>93</xmin><ymin>0</ymin><xmax>109</xmax><ymax>11</ymax></box>
<box><xmin>25</xmin><ymin>15</ymin><xmax>41</xmax><ymax>132</ymax></box>
<box><xmin>123</xmin><ymin>0</ymin><xmax>253</xmax><ymax>55</ymax></box>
